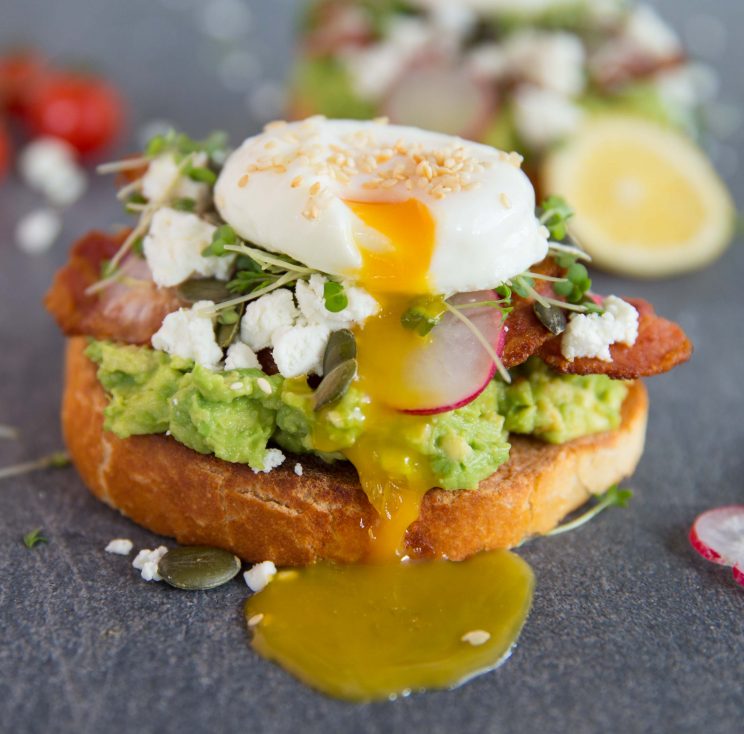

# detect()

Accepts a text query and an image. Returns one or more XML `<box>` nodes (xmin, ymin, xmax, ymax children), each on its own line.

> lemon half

<box><xmin>542</xmin><ymin>115</ymin><xmax>735</xmax><ymax>278</ymax></box>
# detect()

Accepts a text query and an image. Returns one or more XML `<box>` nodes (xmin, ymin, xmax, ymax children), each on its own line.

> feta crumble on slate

<box><xmin>151</xmin><ymin>300</ymin><xmax>223</xmax><ymax>369</ymax></box>
<box><xmin>143</xmin><ymin>207</ymin><xmax>233</xmax><ymax>287</ymax></box>
<box><xmin>132</xmin><ymin>546</ymin><xmax>169</xmax><ymax>581</ymax></box>
<box><xmin>105</xmin><ymin>538</ymin><xmax>133</xmax><ymax>555</ymax></box>
<box><xmin>561</xmin><ymin>296</ymin><xmax>639</xmax><ymax>362</ymax></box>
<box><xmin>244</xmin><ymin>561</ymin><xmax>277</xmax><ymax>592</ymax></box>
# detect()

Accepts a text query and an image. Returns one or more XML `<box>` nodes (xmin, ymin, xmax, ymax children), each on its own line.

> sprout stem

<box><xmin>444</xmin><ymin>303</ymin><xmax>510</xmax><ymax>384</ymax></box>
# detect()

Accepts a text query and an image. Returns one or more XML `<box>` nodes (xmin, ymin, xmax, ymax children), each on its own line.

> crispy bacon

<box><xmin>538</xmin><ymin>298</ymin><xmax>693</xmax><ymax>379</ymax></box>
<box><xmin>45</xmin><ymin>230</ymin><xmax>183</xmax><ymax>345</ymax></box>
<box><xmin>502</xmin><ymin>257</ymin><xmax>563</xmax><ymax>368</ymax></box>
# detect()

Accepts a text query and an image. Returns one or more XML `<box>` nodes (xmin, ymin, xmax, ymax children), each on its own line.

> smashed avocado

<box><xmin>86</xmin><ymin>341</ymin><xmax>627</xmax><ymax>488</ymax></box>
<box><xmin>498</xmin><ymin>358</ymin><xmax>628</xmax><ymax>443</ymax></box>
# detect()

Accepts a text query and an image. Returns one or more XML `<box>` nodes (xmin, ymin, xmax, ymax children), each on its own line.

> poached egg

<box><xmin>215</xmin><ymin>117</ymin><xmax>548</xmax><ymax>296</ymax></box>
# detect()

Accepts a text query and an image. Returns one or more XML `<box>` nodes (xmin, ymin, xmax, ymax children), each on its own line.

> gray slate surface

<box><xmin>1</xmin><ymin>1</ymin><xmax>742</xmax><ymax>732</ymax></box>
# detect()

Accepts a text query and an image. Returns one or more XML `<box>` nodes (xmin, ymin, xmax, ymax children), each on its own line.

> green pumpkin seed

<box><xmin>177</xmin><ymin>278</ymin><xmax>233</xmax><ymax>304</ymax></box>
<box><xmin>322</xmin><ymin>329</ymin><xmax>356</xmax><ymax>375</ymax></box>
<box><xmin>216</xmin><ymin>303</ymin><xmax>246</xmax><ymax>348</ymax></box>
<box><xmin>533</xmin><ymin>302</ymin><xmax>567</xmax><ymax>336</ymax></box>
<box><xmin>158</xmin><ymin>546</ymin><xmax>241</xmax><ymax>590</ymax></box>
<box><xmin>314</xmin><ymin>358</ymin><xmax>357</xmax><ymax>411</ymax></box>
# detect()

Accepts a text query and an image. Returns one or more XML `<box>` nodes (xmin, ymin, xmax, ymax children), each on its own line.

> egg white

<box><xmin>215</xmin><ymin>118</ymin><xmax>548</xmax><ymax>295</ymax></box>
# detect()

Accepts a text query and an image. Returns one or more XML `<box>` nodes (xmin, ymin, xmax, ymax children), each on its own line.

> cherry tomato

<box><xmin>0</xmin><ymin>121</ymin><xmax>10</xmax><ymax>180</ymax></box>
<box><xmin>0</xmin><ymin>50</ymin><xmax>47</xmax><ymax>113</ymax></box>
<box><xmin>25</xmin><ymin>72</ymin><xmax>124</xmax><ymax>156</ymax></box>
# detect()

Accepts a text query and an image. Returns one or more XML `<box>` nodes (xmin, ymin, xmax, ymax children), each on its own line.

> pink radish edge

<box><xmin>689</xmin><ymin>505</ymin><xmax>744</xmax><ymax>589</ymax></box>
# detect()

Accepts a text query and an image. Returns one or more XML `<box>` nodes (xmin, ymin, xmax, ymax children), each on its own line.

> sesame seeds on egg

<box><xmin>214</xmin><ymin>117</ymin><xmax>548</xmax><ymax>294</ymax></box>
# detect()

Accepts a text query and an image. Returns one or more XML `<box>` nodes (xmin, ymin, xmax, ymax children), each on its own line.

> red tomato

<box><xmin>25</xmin><ymin>73</ymin><xmax>124</xmax><ymax>156</ymax></box>
<box><xmin>0</xmin><ymin>121</ymin><xmax>9</xmax><ymax>180</ymax></box>
<box><xmin>0</xmin><ymin>50</ymin><xmax>47</xmax><ymax>113</ymax></box>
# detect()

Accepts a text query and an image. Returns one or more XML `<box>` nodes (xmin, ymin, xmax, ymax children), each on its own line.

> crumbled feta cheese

<box><xmin>252</xmin><ymin>448</ymin><xmax>286</xmax><ymax>474</ymax></box>
<box><xmin>105</xmin><ymin>538</ymin><xmax>133</xmax><ymax>555</ymax></box>
<box><xmin>240</xmin><ymin>288</ymin><xmax>299</xmax><ymax>351</ymax></box>
<box><xmin>143</xmin><ymin>207</ymin><xmax>232</xmax><ymax>287</ymax></box>
<box><xmin>151</xmin><ymin>300</ymin><xmax>224</xmax><ymax>369</ymax></box>
<box><xmin>18</xmin><ymin>137</ymin><xmax>87</xmax><ymax>206</ymax></box>
<box><xmin>623</xmin><ymin>4</ymin><xmax>681</xmax><ymax>60</ymax></box>
<box><xmin>344</xmin><ymin>17</ymin><xmax>432</xmax><ymax>100</ymax></box>
<box><xmin>509</xmin><ymin>30</ymin><xmax>586</xmax><ymax>96</ymax></box>
<box><xmin>224</xmin><ymin>341</ymin><xmax>260</xmax><ymax>370</ymax></box>
<box><xmin>294</xmin><ymin>463</ymin><xmax>303</xmax><ymax>477</ymax></box>
<box><xmin>132</xmin><ymin>545</ymin><xmax>168</xmax><ymax>581</ymax></box>
<box><xmin>461</xmin><ymin>630</ymin><xmax>491</xmax><ymax>646</ymax></box>
<box><xmin>295</xmin><ymin>274</ymin><xmax>379</xmax><ymax>330</ymax></box>
<box><xmin>15</xmin><ymin>208</ymin><xmax>62</xmax><ymax>255</ymax></box>
<box><xmin>141</xmin><ymin>152</ymin><xmax>211</xmax><ymax>206</ymax></box>
<box><xmin>272</xmin><ymin>323</ymin><xmax>330</xmax><ymax>378</ymax></box>
<box><xmin>513</xmin><ymin>86</ymin><xmax>584</xmax><ymax>149</ymax></box>
<box><xmin>243</xmin><ymin>561</ymin><xmax>277</xmax><ymax>592</ymax></box>
<box><xmin>561</xmin><ymin>296</ymin><xmax>639</xmax><ymax>362</ymax></box>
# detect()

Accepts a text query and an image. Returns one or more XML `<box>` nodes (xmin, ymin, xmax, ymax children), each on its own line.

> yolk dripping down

<box><xmin>245</xmin><ymin>198</ymin><xmax>535</xmax><ymax>702</ymax></box>
<box><xmin>319</xmin><ymin>198</ymin><xmax>439</xmax><ymax>559</ymax></box>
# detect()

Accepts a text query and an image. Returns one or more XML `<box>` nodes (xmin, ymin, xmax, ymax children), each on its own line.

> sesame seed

<box><xmin>500</xmin><ymin>192</ymin><xmax>512</xmax><ymax>208</ymax></box>
<box><xmin>290</xmin><ymin>175</ymin><xmax>303</xmax><ymax>188</ymax></box>
<box><xmin>294</xmin><ymin>463</ymin><xmax>303</xmax><ymax>477</ymax></box>
<box><xmin>309</xmin><ymin>181</ymin><xmax>321</xmax><ymax>196</ymax></box>
<box><xmin>230</xmin><ymin>382</ymin><xmax>243</xmax><ymax>390</ymax></box>
<box><xmin>257</xmin><ymin>377</ymin><xmax>273</xmax><ymax>395</ymax></box>
<box><xmin>248</xmin><ymin>613</ymin><xmax>264</xmax><ymax>627</ymax></box>
<box><xmin>461</xmin><ymin>630</ymin><xmax>490</xmax><ymax>646</ymax></box>
<box><xmin>238</xmin><ymin>174</ymin><xmax>250</xmax><ymax>188</ymax></box>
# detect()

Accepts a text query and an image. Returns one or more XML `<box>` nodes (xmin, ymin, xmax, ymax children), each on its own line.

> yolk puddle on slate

<box><xmin>245</xmin><ymin>198</ymin><xmax>534</xmax><ymax>701</ymax></box>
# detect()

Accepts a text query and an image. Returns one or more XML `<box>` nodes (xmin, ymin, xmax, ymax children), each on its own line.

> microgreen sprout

<box><xmin>546</xmin><ymin>485</ymin><xmax>633</xmax><ymax>537</ymax></box>
<box><xmin>538</xmin><ymin>195</ymin><xmax>574</xmax><ymax>241</ymax></box>
<box><xmin>444</xmin><ymin>303</ymin><xmax>510</xmax><ymax>383</ymax></box>
<box><xmin>23</xmin><ymin>528</ymin><xmax>48</xmax><ymax>549</ymax></box>
<box><xmin>0</xmin><ymin>450</ymin><xmax>71</xmax><ymax>482</ymax></box>
<box><xmin>203</xmin><ymin>225</ymin><xmax>239</xmax><ymax>257</ymax></box>
<box><xmin>145</xmin><ymin>129</ymin><xmax>229</xmax><ymax>165</ymax></box>
<box><xmin>401</xmin><ymin>295</ymin><xmax>447</xmax><ymax>336</ymax></box>
<box><xmin>217</xmin><ymin>308</ymin><xmax>241</xmax><ymax>325</ymax></box>
<box><xmin>172</xmin><ymin>197</ymin><xmax>197</xmax><ymax>213</ymax></box>
<box><xmin>323</xmin><ymin>281</ymin><xmax>348</xmax><ymax>313</ymax></box>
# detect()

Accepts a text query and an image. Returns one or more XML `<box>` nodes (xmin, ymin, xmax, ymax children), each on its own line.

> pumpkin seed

<box><xmin>157</xmin><ymin>546</ymin><xmax>241</xmax><ymax>590</ymax></box>
<box><xmin>322</xmin><ymin>329</ymin><xmax>356</xmax><ymax>375</ymax></box>
<box><xmin>533</xmin><ymin>302</ymin><xmax>567</xmax><ymax>336</ymax></box>
<box><xmin>314</xmin><ymin>358</ymin><xmax>357</xmax><ymax>411</ymax></box>
<box><xmin>216</xmin><ymin>302</ymin><xmax>245</xmax><ymax>348</ymax></box>
<box><xmin>177</xmin><ymin>278</ymin><xmax>233</xmax><ymax>304</ymax></box>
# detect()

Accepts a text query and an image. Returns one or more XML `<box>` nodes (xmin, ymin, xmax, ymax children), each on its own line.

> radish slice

<box><xmin>401</xmin><ymin>290</ymin><xmax>505</xmax><ymax>416</ymax></box>
<box><xmin>689</xmin><ymin>505</ymin><xmax>744</xmax><ymax>588</ymax></box>
<box><xmin>383</xmin><ymin>65</ymin><xmax>496</xmax><ymax>141</ymax></box>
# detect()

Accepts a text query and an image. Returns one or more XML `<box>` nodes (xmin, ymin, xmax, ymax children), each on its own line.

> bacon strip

<box><xmin>502</xmin><ymin>257</ymin><xmax>563</xmax><ymax>369</ymax></box>
<box><xmin>538</xmin><ymin>298</ymin><xmax>693</xmax><ymax>379</ymax></box>
<box><xmin>45</xmin><ymin>230</ymin><xmax>183</xmax><ymax>345</ymax></box>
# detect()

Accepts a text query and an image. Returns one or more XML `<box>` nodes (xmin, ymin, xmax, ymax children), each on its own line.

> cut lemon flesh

<box><xmin>541</xmin><ymin>115</ymin><xmax>735</xmax><ymax>278</ymax></box>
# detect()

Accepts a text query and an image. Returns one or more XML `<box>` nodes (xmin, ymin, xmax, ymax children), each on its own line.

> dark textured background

<box><xmin>0</xmin><ymin>1</ymin><xmax>742</xmax><ymax>732</ymax></box>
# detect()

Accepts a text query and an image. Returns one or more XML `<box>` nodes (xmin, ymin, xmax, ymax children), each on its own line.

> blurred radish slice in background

<box><xmin>689</xmin><ymin>505</ymin><xmax>744</xmax><ymax>588</ymax></box>
<box><xmin>384</xmin><ymin>65</ymin><xmax>496</xmax><ymax>140</ymax></box>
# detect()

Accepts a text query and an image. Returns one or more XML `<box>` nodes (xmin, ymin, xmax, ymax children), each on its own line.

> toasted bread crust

<box><xmin>62</xmin><ymin>337</ymin><xmax>648</xmax><ymax>564</ymax></box>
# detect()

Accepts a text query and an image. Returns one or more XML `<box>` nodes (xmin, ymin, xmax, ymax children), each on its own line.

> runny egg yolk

<box><xmin>335</xmin><ymin>198</ymin><xmax>438</xmax><ymax>559</ymax></box>
<box><xmin>246</xmin><ymin>196</ymin><xmax>535</xmax><ymax>701</ymax></box>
